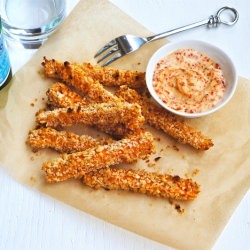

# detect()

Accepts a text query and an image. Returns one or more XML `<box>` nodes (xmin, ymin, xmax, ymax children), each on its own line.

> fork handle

<box><xmin>146</xmin><ymin>6</ymin><xmax>239</xmax><ymax>42</ymax></box>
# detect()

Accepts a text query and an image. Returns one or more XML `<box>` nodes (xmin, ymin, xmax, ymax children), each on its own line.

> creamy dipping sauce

<box><xmin>152</xmin><ymin>48</ymin><xmax>226</xmax><ymax>113</ymax></box>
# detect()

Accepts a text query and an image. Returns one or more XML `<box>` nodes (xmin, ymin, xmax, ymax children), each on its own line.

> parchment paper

<box><xmin>0</xmin><ymin>0</ymin><xmax>250</xmax><ymax>249</ymax></box>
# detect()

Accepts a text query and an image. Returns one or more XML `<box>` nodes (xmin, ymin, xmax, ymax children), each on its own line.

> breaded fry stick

<box><xmin>42</xmin><ymin>57</ymin><xmax>119</xmax><ymax>103</ymax></box>
<box><xmin>83</xmin><ymin>167</ymin><xmax>200</xmax><ymax>201</ymax></box>
<box><xmin>42</xmin><ymin>131</ymin><xmax>155</xmax><ymax>183</ymax></box>
<box><xmin>46</xmin><ymin>82</ymin><xmax>89</xmax><ymax>108</ymax></box>
<box><xmin>46</xmin><ymin>83</ymin><xmax>136</xmax><ymax>137</ymax></box>
<box><xmin>36</xmin><ymin>102</ymin><xmax>144</xmax><ymax>134</ymax></box>
<box><xmin>81</xmin><ymin>62</ymin><xmax>146</xmax><ymax>88</ymax></box>
<box><xmin>28</xmin><ymin>127</ymin><xmax>113</xmax><ymax>153</ymax></box>
<box><xmin>116</xmin><ymin>86</ymin><xmax>213</xmax><ymax>150</ymax></box>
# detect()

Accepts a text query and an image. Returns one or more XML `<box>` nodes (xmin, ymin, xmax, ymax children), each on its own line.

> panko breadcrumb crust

<box><xmin>28</xmin><ymin>127</ymin><xmax>114</xmax><ymax>153</ymax></box>
<box><xmin>26</xmin><ymin>58</ymin><xmax>204</xmax><ymax>202</ymax></box>
<box><xmin>42</xmin><ymin>57</ymin><xmax>120</xmax><ymax>103</ymax></box>
<box><xmin>42</xmin><ymin>131</ymin><xmax>155</xmax><ymax>183</ymax></box>
<box><xmin>83</xmin><ymin>167</ymin><xmax>200</xmax><ymax>201</ymax></box>
<box><xmin>46</xmin><ymin>82</ymin><xmax>133</xmax><ymax>137</ymax></box>
<box><xmin>80</xmin><ymin>62</ymin><xmax>146</xmax><ymax>88</ymax></box>
<box><xmin>116</xmin><ymin>85</ymin><xmax>214</xmax><ymax>150</ymax></box>
<box><xmin>36</xmin><ymin>102</ymin><xmax>145</xmax><ymax>134</ymax></box>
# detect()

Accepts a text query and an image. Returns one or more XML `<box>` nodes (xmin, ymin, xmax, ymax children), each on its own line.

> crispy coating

<box><xmin>83</xmin><ymin>167</ymin><xmax>200</xmax><ymax>201</ymax></box>
<box><xmin>46</xmin><ymin>82</ymin><xmax>129</xmax><ymax>137</ymax></box>
<box><xmin>36</xmin><ymin>102</ymin><xmax>145</xmax><ymax>135</ymax></box>
<box><xmin>42</xmin><ymin>131</ymin><xmax>155</xmax><ymax>183</ymax></box>
<box><xmin>115</xmin><ymin>86</ymin><xmax>213</xmax><ymax>150</ymax></box>
<box><xmin>42</xmin><ymin>57</ymin><xmax>119</xmax><ymax>103</ymax></box>
<box><xmin>28</xmin><ymin>127</ymin><xmax>113</xmax><ymax>153</ymax></box>
<box><xmin>46</xmin><ymin>82</ymin><xmax>89</xmax><ymax>108</ymax></box>
<box><xmin>81</xmin><ymin>62</ymin><xmax>146</xmax><ymax>88</ymax></box>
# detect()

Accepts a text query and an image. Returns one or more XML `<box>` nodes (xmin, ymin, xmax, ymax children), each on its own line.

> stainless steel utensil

<box><xmin>94</xmin><ymin>6</ymin><xmax>239</xmax><ymax>66</ymax></box>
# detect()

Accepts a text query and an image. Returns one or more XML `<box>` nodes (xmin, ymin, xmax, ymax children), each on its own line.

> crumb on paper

<box><xmin>154</xmin><ymin>137</ymin><xmax>160</xmax><ymax>142</ymax></box>
<box><xmin>30</xmin><ymin>156</ymin><xmax>35</xmax><ymax>161</ymax></box>
<box><xmin>192</xmin><ymin>169</ymin><xmax>200</xmax><ymax>176</ymax></box>
<box><xmin>154</xmin><ymin>156</ymin><xmax>161</xmax><ymax>162</ymax></box>
<box><xmin>147</xmin><ymin>163</ymin><xmax>156</xmax><ymax>168</ymax></box>
<box><xmin>167</xmin><ymin>168</ymin><xmax>174</xmax><ymax>174</ymax></box>
<box><xmin>30</xmin><ymin>103</ymin><xmax>35</xmax><ymax>107</ymax></box>
<box><xmin>174</xmin><ymin>203</ymin><xmax>184</xmax><ymax>214</ymax></box>
<box><xmin>185</xmin><ymin>169</ymin><xmax>200</xmax><ymax>179</ymax></box>
<box><xmin>168</xmin><ymin>199</ymin><xmax>185</xmax><ymax>214</ymax></box>
<box><xmin>35</xmin><ymin>152</ymin><xmax>41</xmax><ymax>157</ymax></box>
<box><xmin>172</xmin><ymin>145</ymin><xmax>180</xmax><ymax>151</ymax></box>
<box><xmin>137</xmin><ymin>62</ymin><xmax>141</xmax><ymax>65</ymax></box>
<box><xmin>30</xmin><ymin>176</ymin><xmax>36</xmax><ymax>182</ymax></box>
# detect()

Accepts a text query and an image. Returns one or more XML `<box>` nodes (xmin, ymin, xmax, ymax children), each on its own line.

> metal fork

<box><xmin>94</xmin><ymin>6</ymin><xmax>239</xmax><ymax>66</ymax></box>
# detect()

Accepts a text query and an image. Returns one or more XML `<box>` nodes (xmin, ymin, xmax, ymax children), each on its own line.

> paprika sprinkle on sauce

<box><xmin>152</xmin><ymin>48</ymin><xmax>226</xmax><ymax>113</ymax></box>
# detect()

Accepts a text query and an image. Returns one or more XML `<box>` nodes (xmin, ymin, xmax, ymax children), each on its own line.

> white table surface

<box><xmin>1</xmin><ymin>0</ymin><xmax>249</xmax><ymax>249</ymax></box>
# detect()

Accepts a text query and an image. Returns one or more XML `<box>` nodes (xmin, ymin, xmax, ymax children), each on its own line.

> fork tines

<box><xmin>94</xmin><ymin>39</ymin><xmax>122</xmax><ymax>66</ymax></box>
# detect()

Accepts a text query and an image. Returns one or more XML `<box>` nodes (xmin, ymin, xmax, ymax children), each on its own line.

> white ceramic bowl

<box><xmin>146</xmin><ymin>40</ymin><xmax>237</xmax><ymax>118</ymax></box>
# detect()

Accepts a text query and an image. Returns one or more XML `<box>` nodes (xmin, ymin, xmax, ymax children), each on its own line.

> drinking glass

<box><xmin>0</xmin><ymin>0</ymin><xmax>66</xmax><ymax>48</ymax></box>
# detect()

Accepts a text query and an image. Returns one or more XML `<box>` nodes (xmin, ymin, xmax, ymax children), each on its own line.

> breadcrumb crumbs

<box><xmin>83</xmin><ymin>167</ymin><xmax>200</xmax><ymax>200</ymax></box>
<box><xmin>147</xmin><ymin>163</ymin><xmax>156</xmax><ymax>168</ymax></box>
<box><xmin>172</xmin><ymin>145</ymin><xmax>180</xmax><ymax>151</ymax></box>
<box><xmin>30</xmin><ymin>176</ymin><xmax>36</xmax><ymax>182</ymax></box>
<box><xmin>174</xmin><ymin>204</ymin><xmax>185</xmax><ymax>214</ymax></box>
<box><xmin>154</xmin><ymin>156</ymin><xmax>161</xmax><ymax>162</ymax></box>
<box><xmin>116</xmin><ymin>85</ymin><xmax>214</xmax><ymax>150</ymax></box>
<box><xmin>192</xmin><ymin>169</ymin><xmax>200</xmax><ymax>176</ymax></box>
<box><xmin>154</xmin><ymin>137</ymin><xmax>161</xmax><ymax>142</ymax></box>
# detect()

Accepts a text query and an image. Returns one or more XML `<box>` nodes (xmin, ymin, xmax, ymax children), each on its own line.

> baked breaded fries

<box><xmin>45</xmin><ymin>83</ymin><xmax>133</xmax><ymax>137</ymax></box>
<box><xmin>80</xmin><ymin>62</ymin><xmax>146</xmax><ymax>88</ymax></box>
<box><xmin>83</xmin><ymin>167</ymin><xmax>200</xmax><ymax>201</ymax></box>
<box><xmin>42</xmin><ymin>131</ymin><xmax>155</xmax><ymax>183</ymax></box>
<box><xmin>46</xmin><ymin>82</ymin><xmax>89</xmax><ymax>108</ymax></box>
<box><xmin>36</xmin><ymin>102</ymin><xmax>145</xmax><ymax>134</ymax></box>
<box><xmin>116</xmin><ymin>85</ymin><xmax>213</xmax><ymax>150</ymax></box>
<box><xmin>25</xmin><ymin>57</ymin><xmax>205</xmax><ymax>203</ymax></box>
<box><xmin>28</xmin><ymin>127</ymin><xmax>113</xmax><ymax>153</ymax></box>
<box><xmin>42</xmin><ymin>57</ymin><xmax>120</xmax><ymax>103</ymax></box>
